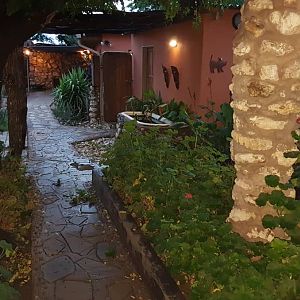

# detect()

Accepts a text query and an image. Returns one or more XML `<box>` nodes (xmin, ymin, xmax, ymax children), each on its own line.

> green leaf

<box><xmin>284</xmin><ymin>151</ymin><xmax>300</xmax><ymax>159</ymax></box>
<box><xmin>262</xmin><ymin>215</ymin><xmax>279</xmax><ymax>229</ymax></box>
<box><xmin>269</xmin><ymin>190</ymin><xmax>286</xmax><ymax>207</ymax></box>
<box><xmin>265</xmin><ymin>175</ymin><xmax>280</xmax><ymax>188</ymax></box>
<box><xmin>0</xmin><ymin>241</ymin><xmax>13</xmax><ymax>258</ymax></box>
<box><xmin>0</xmin><ymin>283</ymin><xmax>20</xmax><ymax>300</ymax></box>
<box><xmin>291</xmin><ymin>131</ymin><xmax>300</xmax><ymax>141</ymax></box>
<box><xmin>0</xmin><ymin>266</ymin><xmax>12</xmax><ymax>281</ymax></box>
<box><xmin>284</xmin><ymin>198</ymin><xmax>297</xmax><ymax>210</ymax></box>
<box><xmin>278</xmin><ymin>182</ymin><xmax>290</xmax><ymax>190</ymax></box>
<box><xmin>279</xmin><ymin>214</ymin><xmax>298</xmax><ymax>230</ymax></box>
<box><xmin>256</xmin><ymin>193</ymin><xmax>269</xmax><ymax>207</ymax></box>
<box><xmin>291</xmin><ymin>178</ymin><xmax>300</xmax><ymax>188</ymax></box>
<box><xmin>289</xmin><ymin>228</ymin><xmax>300</xmax><ymax>244</ymax></box>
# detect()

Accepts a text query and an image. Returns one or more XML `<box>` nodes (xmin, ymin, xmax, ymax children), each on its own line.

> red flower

<box><xmin>184</xmin><ymin>193</ymin><xmax>193</xmax><ymax>199</ymax></box>
<box><xmin>296</xmin><ymin>117</ymin><xmax>300</xmax><ymax>124</ymax></box>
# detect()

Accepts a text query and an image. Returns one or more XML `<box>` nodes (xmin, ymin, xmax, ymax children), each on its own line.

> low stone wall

<box><xmin>28</xmin><ymin>50</ymin><xmax>86</xmax><ymax>90</ymax></box>
<box><xmin>92</xmin><ymin>167</ymin><xmax>186</xmax><ymax>300</ymax></box>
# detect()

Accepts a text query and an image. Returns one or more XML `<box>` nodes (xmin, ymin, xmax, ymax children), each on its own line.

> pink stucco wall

<box><xmin>96</xmin><ymin>33</ymin><xmax>131</xmax><ymax>53</ymax></box>
<box><xmin>131</xmin><ymin>9</ymin><xmax>238</xmax><ymax>113</ymax></box>
<box><xmin>131</xmin><ymin>20</ymin><xmax>202</xmax><ymax>111</ymax></box>
<box><xmin>199</xmin><ymin>10</ymin><xmax>238</xmax><ymax>111</ymax></box>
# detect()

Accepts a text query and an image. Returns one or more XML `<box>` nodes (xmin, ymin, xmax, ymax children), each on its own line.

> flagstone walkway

<box><xmin>26</xmin><ymin>92</ymin><xmax>151</xmax><ymax>300</ymax></box>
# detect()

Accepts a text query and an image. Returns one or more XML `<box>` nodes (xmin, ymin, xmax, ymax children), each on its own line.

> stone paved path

<box><xmin>26</xmin><ymin>92</ymin><xmax>151</xmax><ymax>300</ymax></box>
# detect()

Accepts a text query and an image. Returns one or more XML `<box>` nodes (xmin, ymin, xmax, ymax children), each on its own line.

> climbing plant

<box><xmin>256</xmin><ymin>129</ymin><xmax>300</xmax><ymax>244</ymax></box>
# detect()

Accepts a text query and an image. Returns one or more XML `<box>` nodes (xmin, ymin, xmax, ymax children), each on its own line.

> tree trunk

<box><xmin>4</xmin><ymin>48</ymin><xmax>27</xmax><ymax>156</ymax></box>
<box><xmin>228</xmin><ymin>0</ymin><xmax>300</xmax><ymax>243</ymax></box>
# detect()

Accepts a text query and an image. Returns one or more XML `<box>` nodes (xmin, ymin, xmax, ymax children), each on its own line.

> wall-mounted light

<box><xmin>169</xmin><ymin>39</ymin><xmax>178</xmax><ymax>48</ymax></box>
<box><xmin>78</xmin><ymin>50</ymin><xmax>92</xmax><ymax>61</ymax></box>
<box><xmin>23</xmin><ymin>48</ymin><xmax>31</xmax><ymax>56</ymax></box>
<box><xmin>100</xmin><ymin>40</ymin><xmax>111</xmax><ymax>47</ymax></box>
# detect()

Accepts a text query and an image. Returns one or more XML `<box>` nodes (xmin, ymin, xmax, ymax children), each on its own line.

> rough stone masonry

<box><xmin>229</xmin><ymin>0</ymin><xmax>300</xmax><ymax>242</ymax></box>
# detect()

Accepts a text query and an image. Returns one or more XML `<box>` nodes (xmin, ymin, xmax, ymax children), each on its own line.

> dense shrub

<box><xmin>103</xmin><ymin>123</ymin><xmax>300</xmax><ymax>300</ymax></box>
<box><xmin>0</xmin><ymin>159</ymin><xmax>34</xmax><ymax>299</ymax></box>
<box><xmin>52</xmin><ymin>68</ymin><xmax>90</xmax><ymax>124</ymax></box>
<box><xmin>126</xmin><ymin>91</ymin><xmax>233</xmax><ymax>155</ymax></box>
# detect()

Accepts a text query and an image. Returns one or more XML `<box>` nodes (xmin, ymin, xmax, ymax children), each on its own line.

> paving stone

<box><xmin>44</xmin><ymin>204</ymin><xmax>62</xmax><ymax>218</ymax></box>
<box><xmin>92</xmin><ymin>279</ymin><xmax>114</xmax><ymax>299</ymax></box>
<box><xmin>43</xmin><ymin>222</ymin><xmax>65</xmax><ymax>235</ymax></box>
<box><xmin>43</xmin><ymin>236</ymin><xmax>66</xmax><ymax>256</ymax></box>
<box><xmin>108</xmin><ymin>280</ymin><xmax>133</xmax><ymax>300</ymax></box>
<box><xmin>84</xmin><ymin>214</ymin><xmax>101</xmax><ymax>225</ymax></box>
<box><xmin>27</xmin><ymin>93</ymin><xmax>150</xmax><ymax>299</ymax></box>
<box><xmin>77</xmin><ymin>258</ymin><xmax>121</xmax><ymax>280</ymax></box>
<box><xmin>64</xmin><ymin>265</ymin><xmax>90</xmax><ymax>281</ymax></box>
<box><xmin>61</xmin><ymin>208</ymin><xmax>82</xmax><ymax>218</ymax></box>
<box><xmin>61</xmin><ymin>225</ymin><xmax>82</xmax><ymax>237</ymax></box>
<box><xmin>60</xmin><ymin>200</ymin><xmax>76</xmax><ymax>209</ymax></box>
<box><xmin>69</xmin><ymin>215</ymin><xmax>88</xmax><ymax>225</ymax></box>
<box><xmin>81</xmin><ymin>224</ymin><xmax>99</xmax><ymax>238</ymax></box>
<box><xmin>81</xmin><ymin>204</ymin><xmax>97</xmax><ymax>214</ymax></box>
<box><xmin>42</xmin><ymin>194</ymin><xmax>60</xmax><ymax>205</ymax></box>
<box><xmin>84</xmin><ymin>249</ymin><xmax>101</xmax><ymax>262</ymax></box>
<box><xmin>61</xmin><ymin>233</ymin><xmax>93</xmax><ymax>254</ymax></box>
<box><xmin>55</xmin><ymin>281</ymin><xmax>93</xmax><ymax>300</ymax></box>
<box><xmin>41</xmin><ymin>256</ymin><xmax>75</xmax><ymax>283</ymax></box>
<box><xmin>96</xmin><ymin>242</ymin><xmax>116</xmax><ymax>261</ymax></box>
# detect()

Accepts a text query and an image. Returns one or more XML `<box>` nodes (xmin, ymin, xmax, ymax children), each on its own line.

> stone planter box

<box><xmin>116</xmin><ymin>111</ymin><xmax>175</xmax><ymax>136</ymax></box>
<box><xmin>92</xmin><ymin>166</ymin><xmax>185</xmax><ymax>300</ymax></box>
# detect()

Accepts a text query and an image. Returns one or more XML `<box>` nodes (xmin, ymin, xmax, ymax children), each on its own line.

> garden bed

<box><xmin>93</xmin><ymin>166</ymin><xmax>185</xmax><ymax>300</ymax></box>
<box><xmin>0</xmin><ymin>159</ymin><xmax>35</xmax><ymax>300</ymax></box>
<box><xmin>95</xmin><ymin>125</ymin><xmax>300</xmax><ymax>300</ymax></box>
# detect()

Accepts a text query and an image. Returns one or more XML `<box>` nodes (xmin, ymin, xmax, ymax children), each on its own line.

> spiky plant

<box><xmin>52</xmin><ymin>68</ymin><xmax>90</xmax><ymax>125</ymax></box>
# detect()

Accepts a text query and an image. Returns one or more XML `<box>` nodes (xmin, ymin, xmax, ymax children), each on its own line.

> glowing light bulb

<box><xmin>24</xmin><ymin>49</ymin><xmax>31</xmax><ymax>56</ymax></box>
<box><xmin>169</xmin><ymin>39</ymin><xmax>178</xmax><ymax>48</ymax></box>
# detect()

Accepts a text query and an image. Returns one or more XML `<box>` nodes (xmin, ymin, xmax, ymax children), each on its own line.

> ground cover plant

<box><xmin>0</xmin><ymin>159</ymin><xmax>34</xmax><ymax>299</ymax></box>
<box><xmin>52</xmin><ymin>68</ymin><xmax>90</xmax><ymax>125</ymax></box>
<box><xmin>103</xmin><ymin>122</ymin><xmax>300</xmax><ymax>300</ymax></box>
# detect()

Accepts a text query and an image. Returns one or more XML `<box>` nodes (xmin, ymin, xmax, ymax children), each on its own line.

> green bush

<box><xmin>198</xmin><ymin>102</ymin><xmax>233</xmax><ymax>156</ymax></box>
<box><xmin>52</xmin><ymin>68</ymin><xmax>90</xmax><ymax>124</ymax></box>
<box><xmin>126</xmin><ymin>91</ymin><xmax>233</xmax><ymax>155</ymax></box>
<box><xmin>0</xmin><ymin>159</ymin><xmax>33</xmax><ymax>299</ymax></box>
<box><xmin>103</xmin><ymin>123</ymin><xmax>300</xmax><ymax>300</ymax></box>
<box><xmin>126</xmin><ymin>90</ymin><xmax>164</xmax><ymax>115</ymax></box>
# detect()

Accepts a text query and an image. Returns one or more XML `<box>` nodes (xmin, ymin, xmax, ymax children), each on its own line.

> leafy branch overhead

<box><xmin>3</xmin><ymin>0</ymin><xmax>244</xmax><ymax>17</ymax></box>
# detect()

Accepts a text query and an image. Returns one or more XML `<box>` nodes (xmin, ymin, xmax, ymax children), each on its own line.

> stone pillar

<box><xmin>228</xmin><ymin>0</ymin><xmax>300</xmax><ymax>242</ymax></box>
<box><xmin>89</xmin><ymin>86</ymin><xmax>98</xmax><ymax>124</ymax></box>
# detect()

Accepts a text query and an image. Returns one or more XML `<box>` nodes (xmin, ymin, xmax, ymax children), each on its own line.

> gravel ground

<box><xmin>73</xmin><ymin>137</ymin><xmax>115</xmax><ymax>163</ymax></box>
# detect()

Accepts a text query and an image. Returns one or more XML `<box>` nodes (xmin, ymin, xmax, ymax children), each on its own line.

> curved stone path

<box><xmin>26</xmin><ymin>92</ymin><xmax>151</xmax><ymax>300</ymax></box>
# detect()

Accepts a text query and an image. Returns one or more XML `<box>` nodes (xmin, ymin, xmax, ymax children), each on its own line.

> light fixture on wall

<box><xmin>169</xmin><ymin>39</ymin><xmax>178</xmax><ymax>48</ymax></box>
<box><xmin>23</xmin><ymin>48</ymin><xmax>31</xmax><ymax>56</ymax></box>
<box><xmin>100</xmin><ymin>40</ymin><xmax>112</xmax><ymax>47</ymax></box>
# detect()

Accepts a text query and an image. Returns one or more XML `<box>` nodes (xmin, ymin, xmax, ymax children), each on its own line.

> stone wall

<box><xmin>228</xmin><ymin>0</ymin><xmax>300</xmax><ymax>243</ymax></box>
<box><xmin>28</xmin><ymin>50</ymin><xmax>86</xmax><ymax>90</ymax></box>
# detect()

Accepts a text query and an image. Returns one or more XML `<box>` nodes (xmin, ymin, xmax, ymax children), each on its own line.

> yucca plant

<box><xmin>0</xmin><ymin>109</ymin><xmax>8</xmax><ymax>132</ymax></box>
<box><xmin>52</xmin><ymin>68</ymin><xmax>90</xmax><ymax>124</ymax></box>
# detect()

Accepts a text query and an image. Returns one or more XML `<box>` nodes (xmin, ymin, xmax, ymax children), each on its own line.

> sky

<box><xmin>116</xmin><ymin>0</ymin><xmax>131</xmax><ymax>11</ymax></box>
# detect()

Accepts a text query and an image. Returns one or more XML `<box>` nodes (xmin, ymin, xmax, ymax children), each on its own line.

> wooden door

<box><xmin>101</xmin><ymin>52</ymin><xmax>132</xmax><ymax>122</ymax></box>
<box><xmin>142</xmin><ymin>46</ymin><xmax>154</xmax><ymax>94</ymax></box>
